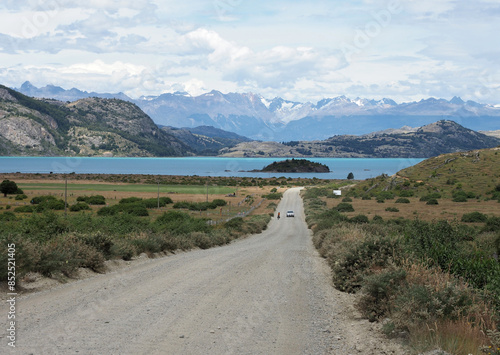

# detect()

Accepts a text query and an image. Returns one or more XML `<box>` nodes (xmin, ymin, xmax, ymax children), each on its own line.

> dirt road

<box><xmin>2</xmin><ymin>188</ymin><xmax>403</xmax><ymax>354</ymax></box>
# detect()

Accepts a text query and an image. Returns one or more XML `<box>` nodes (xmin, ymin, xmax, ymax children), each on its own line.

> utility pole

<box><xmin>64</xmin><ymin>175</ymin><xmax>68</xmax><ymax>217</ymax></box>
<box><xmin>157</xmin><ymin>179</ymin><xmax>160</xmax><ymax>209</ymax></box>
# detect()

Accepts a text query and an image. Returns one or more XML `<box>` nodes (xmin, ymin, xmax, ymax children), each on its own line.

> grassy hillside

<box><xmin>346</xmin><ymin>147</ymin><xmax>500</xmax><ymax>199</ymax></box>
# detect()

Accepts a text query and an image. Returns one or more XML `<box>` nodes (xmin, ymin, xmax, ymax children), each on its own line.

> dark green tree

<box><xmin>347</xmin><ymin>172</ymin><xmax>354</xmax><ymax>180</ymax></box>
<box><xmin>0</xmin><ymin>180</ymin><xmax>18</xmax><ymax>197</ymax></box>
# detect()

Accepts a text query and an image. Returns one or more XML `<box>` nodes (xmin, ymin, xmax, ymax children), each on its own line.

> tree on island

<box><xmin>347</xmin><ymin>172</ymin><xmax>354</xmax><ymax>180</ymax></box>
<box><xmin>0</xmin><ymin>180</ymin><xmax>19</xmax><ymax>197</ymax></box>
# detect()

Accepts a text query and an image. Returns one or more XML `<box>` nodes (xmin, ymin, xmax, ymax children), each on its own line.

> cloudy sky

<box><xmin>0</xmin><ymin>0</ymin><xmax>499</xmax><ymax>103</ymax></box>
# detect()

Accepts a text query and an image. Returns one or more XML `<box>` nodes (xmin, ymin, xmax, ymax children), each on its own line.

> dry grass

<box><xmin>324</xmin><ymin>197</ymin><xmax>500</xmax><ymax>222</ymax></box>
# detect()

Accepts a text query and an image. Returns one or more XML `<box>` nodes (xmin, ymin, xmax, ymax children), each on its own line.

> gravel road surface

<box><xmin>2</xmin><ymin>187</ymin><xmax>404</xmax><ymax>354</ymax></box>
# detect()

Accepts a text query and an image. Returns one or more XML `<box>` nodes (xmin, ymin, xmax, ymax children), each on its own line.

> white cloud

<box><xmin>0</xmin><ymin>0</ymin><xmax>498</xmax><ymax>104</ymax></box>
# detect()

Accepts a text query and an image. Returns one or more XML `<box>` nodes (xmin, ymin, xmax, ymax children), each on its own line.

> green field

<box><xmin>17</xmin><ymin>183</ymin><xmax>236</xmax><ymax>195</ymax></box>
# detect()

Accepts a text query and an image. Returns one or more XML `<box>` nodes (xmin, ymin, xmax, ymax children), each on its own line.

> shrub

<box><xmin>332</xmin><ymin>235</ymin><xmax>401</xmax><ymax>293</ymax></box>
<box><xmin>303</xmin><ymin>187</ymin><xmax>329</xmax><ymax>199</ymax></box>
<box><xmin>0</xmin><ymin>211</ymin><xmax>17</xmax><ymax>221</ymax></box>
<box><xmin>97</xmin><ymin>206</ymin><xmax>117</xmax><ymax>216</ymax></box>
<box><xmin>350</xmin><ymin>214</ymin><xmax>369</xmax><ymax>224</ymax></box>
<box><xmin>14</xmin><ymin>205</ymin><xmax>34</xmax><ymax>213</ymax></box>
<box><xmin>461</xmin><ymin>212</ymin><xmax>488</xmax><ymax>223</ymax></box>
<box><xmin>225</xmin><ymin>217</ymin><xmax>244</xmax><ymax>231</ymax></box>
<box><xmin>373</xmin><ymin>215</ymin><xmax>383</xmax><ymax>222</ymax></box>
<box><xmin>395</xmin><ymin>198</ymin><xmax>410</xmax><ymax>204</ymax></box>
<box><xmin>398</xmin><ymin>190</ymin><xmax>414</xmax><ymax>197</ymax></box>
<box><xmin>70</xmin><ymin>202</ymin><xmax>91</xmax><ymax>212</ymax></box>
<box><xmin>141</xmin><ymin>197</ymin><xmax>173</xmax><ymax>208</ymax></box>
<box><xmin>155</xmin><ymin>211</ymin><xmax>210</xmax><ymax>235</ymax></box>
<box><xmin>110</xmin><ymin>239</ymin><xmax>136</xmax><ymax>260</ymax></box>
<box><xmin>15</xmin><ymin>194</ymin><xmax>28</xmax><ymax>200</ymax></box>
<box><xmin>420</xmin><ymin>193</ymin><xmax>442</xmax><ymax>202</ymax></box>
<box><xmin>35</xmin><ymin>235</ymin><xmax>105</xmax><ymax>276</ymax></box>
<box><xmin>385</xmin><ymin>207</ymin><xmax>399</xmax><ymax>212</ymax></box>
<box><xmin>378</xmin><ymin>191</ymin><xmax>395</xmax><ymax>200</ymax></box>
<box><xmin>342</xmin><ymin>197</ymin><xmax>352</xmax><ymax>202</ymax></box>
<box><xmin>262</xmin><ymin>192</ymin><xmax>283</xmax><ymax>200</ymax></box>
<box><xmin>426</xmin><ymin>199</ymin><xmax>439</xmax><ymax>205</ymax></box>
<box><xmin>30</xmin><ymin>195</ymin><xmax>57</xmax><ymax>205</ymax></box>
<box><xmin>453</xmin><ymin>195</ymin><xmax>468</xmax><ymax>202</ymax></box>
<box><xmin>336</xmin><ymin>202</ymin><xmax>354</xmax><ymax>212</ymax></box>
<box><xmin>78</xmin><ymin>231</ymin><xmax>114</xmax><ymax>258</ymax></box>
<box><xmin>211</xmin><ymin>199</ymin><xmax>227</xmax><ymax>207</ymax></box>
<box><xmin>357</xmin><ymin>268</ymin><xmax>407</xmax><ymax>321</ymax></box>
<box><xmin>483</xmin><ymin>217</ymin><xmax>500</xmax><ymax>232</ymax></box>
<box><xmin>119</xmin><ymin>197</ymin><xmax>143</xmax><ymax>204</ymax></box>
<box><xmin>308</xmin><ymin>198</ymin><xmax>326</xmax><ymax>207</ymax></box>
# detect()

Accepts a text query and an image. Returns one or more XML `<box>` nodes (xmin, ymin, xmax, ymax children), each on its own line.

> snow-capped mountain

<box><xmin>16</xmin><ymin>82</ymin><xmax>500</xmax><ymax>141</ymax></box>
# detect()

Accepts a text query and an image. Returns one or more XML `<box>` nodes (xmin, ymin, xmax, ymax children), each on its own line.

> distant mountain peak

<box><xmin>450</xmin><ymin>96</ymin><xmax>465</xmax><ymax>105</ymax></box>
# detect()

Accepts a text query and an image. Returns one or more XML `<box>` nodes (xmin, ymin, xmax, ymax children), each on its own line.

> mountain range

<box><xmin>219</xmin><ymin>120</ymin><xmax>500</xmax><ymax>158</ymax></box>
<box><xmin>17</xmin><ymin>82</ymin><xmax>500</xmax><ymax>141</ymax></box>
<box><xmin>1</xmin><ymin>84</ymin><xmax>499</xmax><ymax>158</ymax></box>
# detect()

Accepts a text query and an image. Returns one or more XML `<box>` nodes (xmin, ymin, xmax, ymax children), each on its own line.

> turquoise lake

<box><xmin>0</xmin><ymin>157</ymin><xmax>425</xmax><ymax>180</ymax></box>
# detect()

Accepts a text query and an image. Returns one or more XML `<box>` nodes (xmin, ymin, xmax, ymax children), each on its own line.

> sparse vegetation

<box><xmin>303</xmin><ymin>178</ymin><xmax>500</xmax><ymax>355</ymax></box>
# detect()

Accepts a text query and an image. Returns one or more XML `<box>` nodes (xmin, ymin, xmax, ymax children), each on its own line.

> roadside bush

<box><xmin>155</xmin><ymin>211</ymin><xmax>210</xmax><ymax>235</ymax></box>
<box><xmin>78</xmin><ymin>231</ymin><xmax>114</xmax><ymax>258</ymax></box>
<box><xmin>332</xmin><ymin>235</ymin><xmax>401</xmax><ymax>293</ymax></box>
<box><xmin>357</xmin><ymin>267</ymin><xmax>407</xmax><ymax>321</ymax></box>
<box><xmin>308</xmin><ymin>198</ymin><xmax>326</xmax><ymax>207</ymax></box>
<box><xmin>461</xmin><ymin>212</ymin><xmax>488</xmax><ymax>223</ymax></box>
<box><xmin>303</xmin><ymin>187</ymin><xmax>329</xmax><ymax>199</ymax></box>
<box><xmin>312</xmin><ymin>209</ymin><xmax>348</xmax><ymax>232</ymax></box>
<box><xmin>395</xmin><ymin>198</ymin><xmax>410</xmax><ymax>204</ymax></box>
<box><xmin>225</xmin><ymin>217</ymin><xmax>244</xmax><ymax>231</ymax></box>
<box><xmin>336</xmin><ymin>202</ymin><xmax>354</xmax><ymax>212</ymax></box>
<box><xmin>70</xmin><ymin>202</ymin><xmax>91</xmax><ymax>212</ymax></box>
<box><xmin>109</xmin><ymin>239</ymin><xmax>136</xmax><ymax>261</ymax></box>
<box><xmin>17</xmin><ymin>211</ymin><xmax>70</xmax><ymax>242</ymax></box>
<box><xmin>35</xmin><ymin>235</ymin><xmax>105</xmax><ymax>277</ymax></box>
<box><xmin>0</xmin><ymin>235</ymin><xmax>40</xmax><ymax>280</ymax></box>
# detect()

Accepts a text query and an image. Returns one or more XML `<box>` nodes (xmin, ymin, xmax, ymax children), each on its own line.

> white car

<box><xmin>286</xmin><ymin>210</ymin><xmax>294</xmax><ymax>217</ymax></box>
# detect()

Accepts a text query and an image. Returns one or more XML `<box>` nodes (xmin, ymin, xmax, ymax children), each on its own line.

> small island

<box><xmin>257</xmin><ymin>159</ymin><xmax>330</xmax><ymax>173</ymax></box>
